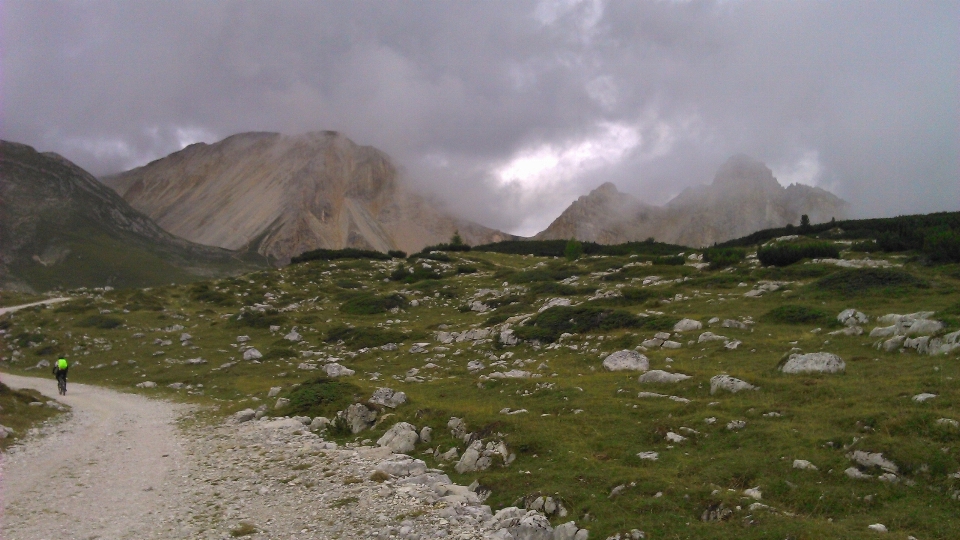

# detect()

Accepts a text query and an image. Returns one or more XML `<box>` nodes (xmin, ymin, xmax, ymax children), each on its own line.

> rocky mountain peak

<box><xmin>711</xmin><ymin>154</ymin><xmax>782</xmax><ymax>194</ymax></box>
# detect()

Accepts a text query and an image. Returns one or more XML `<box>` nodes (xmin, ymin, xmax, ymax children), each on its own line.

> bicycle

<box><xmin>56</xmin><ymin>372</ymin><xmax>67</xmax><ymax>395</ymax></box>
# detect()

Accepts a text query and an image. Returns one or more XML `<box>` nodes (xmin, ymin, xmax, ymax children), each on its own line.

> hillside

<box><xmin>536</xmin><ymin>154</ymin><xmax>849</xmax><ymax>246</ymax></box>
<box><xmin>2</xmin><ymin>229</ymin><xmax>958</xmax><ymax>538</ymax></box>
<box><xmin>0</xmin><ymin>141</ymin><xmax>266</xmax><ymax>292</ymax></box>
<box><xmin>102</xmin><ymin>131</ymin><xmax>514</xmax><ymax>263</ymax></box>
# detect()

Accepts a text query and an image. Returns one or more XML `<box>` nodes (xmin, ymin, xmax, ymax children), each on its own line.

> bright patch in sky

<box><xmin>495</xmin><ymin>122</ymin><xmax>640</xmax><ymax>190</ymax></box>
<box><xmin>772</xmin><ymin>150</ymin><xmax>822</xmax><ymax>187</ymax></box>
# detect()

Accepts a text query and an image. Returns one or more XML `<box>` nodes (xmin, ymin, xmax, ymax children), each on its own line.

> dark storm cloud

<box><xmin>2</xmin><ymin>0</ymin><xmax>957</xmax><ymax>235</ymax></box>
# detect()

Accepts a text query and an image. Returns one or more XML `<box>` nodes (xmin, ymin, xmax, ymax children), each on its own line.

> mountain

<box><xmin>102</xmin><ymin>131</ymin><xmax>514</xmax><ymax>263</ymax></box>
<box><xmin>0</xmin><ymin>141</ymin><xmax>267</xmax><ymax>292</ymax></box>
<box><xmin>535</xmin><ymin>154</ymin><xmax>849</xmax><ymax>246</ymax></box>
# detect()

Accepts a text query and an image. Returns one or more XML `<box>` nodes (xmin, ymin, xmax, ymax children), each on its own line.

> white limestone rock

<box><xmin>710</xmin><ymin>375</ymin><xmax>757</xmax><ymax>394</ymax></box>
<box><xmin>369</xmin><ymin>387</ymin><xmax>408</xmax><ymax>408</ymax></box>
<box><xmin>323</xmin><ymin>363</ymin><xmax>355</xmax><ymax>377</ymax></box>
<box><xmin>242</xmin><ymin>348</ymin><xmax>263</xmax><ymax>361</ymax></box>
<box><xmin>673</xmin><ymin>318</ymin><xmax>703</xmax><ymax>332</ymax></box>
<box><xmin>638</xmin><ymin>370</ymin><xmax>691</xmax><ymax>383</ymax></box>
<box><xmin>602</xmin><ymin>350</ymin><xmax>650</xmax><ymax>372</ymax></box>
<box><xmin>780</xmin><ymin>352</ymin><xmax>846</xmax><ymax>374</ymax></box>
<box><xmin>793</xmin><ymin>459</ymin><xmax>818</xmax><ymax>471</ymax></box>
<box><xmin>377</xmin><ymin>421</ymin><xmax>420</xmax><ymax>454</ymax></box>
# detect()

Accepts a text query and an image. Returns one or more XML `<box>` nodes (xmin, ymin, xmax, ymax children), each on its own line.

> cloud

<box><xmin>2</xmin><ymin>0</ymin><xmax>957</xmax><ymax>234</ymax></box>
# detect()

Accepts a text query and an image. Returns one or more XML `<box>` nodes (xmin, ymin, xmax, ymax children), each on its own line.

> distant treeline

<box><xmin>718</xmin><ymin>211</ymin><xmax>960</xmax><ymax>263</ymax></box>
<box><xmin>472</xmin><ymin>238</ymin><xmax>687</xmax><ymax>258</ymax></box>
<box><xmin>290</xmin><ymin>248</ymin><xmax>406</xmax><ymax>264</ymax></box>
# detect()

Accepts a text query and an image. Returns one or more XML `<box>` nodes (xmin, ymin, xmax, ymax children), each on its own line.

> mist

<box><xmin>2</xmin><ymin>1</ymin><xmax>957</xmax><ymax>236</ymax></box>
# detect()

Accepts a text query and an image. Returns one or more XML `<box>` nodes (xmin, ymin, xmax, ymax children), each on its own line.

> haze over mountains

<box><xmin>102</xmin><ymin>132</ymin><xmax>514</xmax><ymax>263</ymax></box>
<box><xmin>0</xmin><ymin>141</ymin><xmax>266</xmax><ymax>291</ymax></box>
<box><xmin>536</xmin><ymin>154</ymin><xmax>848</xmax><ymax>247</ymax></box>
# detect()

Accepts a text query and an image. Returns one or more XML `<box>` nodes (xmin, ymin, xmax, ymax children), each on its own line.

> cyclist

<box><xmin>52</xmin><ymin>356</ymin><xmax>69</xmax><ymax>395</ymax></box>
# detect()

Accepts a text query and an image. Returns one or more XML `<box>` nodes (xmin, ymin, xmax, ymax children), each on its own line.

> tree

<box><xmin>564</xmin><ymin>238</ymin><xmax>583</xmax><ymax>261</ymax></box>
<box><xmin>450</xmin><ymin>230</ymin><xmax>464</xmax><ymax>246</ymax></box>
<box><xmin>800</xmin><ymin>214</ymin><xmax>811</xmax><ymax>231</ymax></box>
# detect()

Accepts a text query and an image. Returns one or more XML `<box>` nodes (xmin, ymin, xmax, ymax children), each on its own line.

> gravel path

<box><xmin>0</xmin><ymin>298</ymin><xmax>71</xmax><ymax>316</ymax></box>
<box><xmin>0</xmin><ymin>373</ymin><xmax>197</xmax><ymax>539</ymax></box>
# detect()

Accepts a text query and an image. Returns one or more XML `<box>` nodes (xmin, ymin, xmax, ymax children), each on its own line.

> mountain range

<box><xmin>535</xmin><ymin>154</ymin><xmax>848</xmax><ymax>246</ymax></box>
<box><xmin>2</xmin><ymin>132</ymin><xmax>850</xmax><ymax>292</ymax></box>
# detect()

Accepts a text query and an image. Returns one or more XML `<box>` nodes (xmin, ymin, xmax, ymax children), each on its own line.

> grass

<box><xmin>2</xmin><ymin>245</ymin><xmax>959</xmax><ymax>539</ymax></box>
<box><xmin>0</xmin><ymin>382</ymin><xmax>63</xmax><ymax>450</ymax></box>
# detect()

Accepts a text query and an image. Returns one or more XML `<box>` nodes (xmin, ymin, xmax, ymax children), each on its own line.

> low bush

<box><xmin>76</xmin><ymin>314</ymin><xmax>123</xmax><ymax>329</ymax></box>
<box><xmin>456</xmin><ymin>265</ymin><xmax>478</xmax><ymax>274</ymax></box>
<box><xmin>849</xmin><ymin>240</ymin><xmax>879</xmax><ymax>252</ymax></box>
<box><xmin>390</xmin><ymin>264</ymin><xmax>442</xmax><ymax>283</ymax></box>
<box><xmin>513</xmin><ymin>305</ymin><xmax>675</xmax><ymax>342</ymax></box>
<box><xmin>229</xmin><ymin>309</ymin><xmax>287</xmax><ymax>328</ymax></box>
<box><xmin>12</xmin><ymin>331</ymin><xmax>45</xmax><ymax>347</ymax></box>
<box><xmin>810</xmin><ymin>268</ymin><xmax>929</xmax><ymax>296</ymax></box>
<box><xmin>276</xmin><ymin>376</ymin><xmax>360</xmax><ymax>420</ymax></box>
<box><xmin>123</xmin><ymin>290</ymin><xmax>165</xmax><ymax>311</ymax></box>
<box><xmin>188</xmin><ymin>283</ymin><xmax>235</xmax><ymax>306</ymax></box>
<box><xmin>53</xmin><ymin>300</ymin><xmax>96</xmax><ymax>313</ymax></box>
<box><xmin>335</xmin><ymin>279</ymin><xmax>364</xmax><ymax>289</ymax></box>
<box><xmin>290</xmin><ymin>247</ymin><xmax>390</xmax><ymax>264</ymax></box>
<box><xmin>757</xmin><ymin>241</ymin><xmax>840</xmax><ymax>267</ymax></box>
<box><xmin>339</xmin><ymin>293</ymin><xmax>407</xmax><ymax>315</ymax></box>
<box><xmin>513</xmin><ymin>265</ymin><xmax>579</xmax><ymax>283</ymax></box>
<box><xmin>529</xmin><ymin>282</ymin><xmax>596</xmax><ymax>296</ymax></box>
<box><xmin>762</xmin><ymin>305</ymin><xmax>837</xmax><ymax>326</ymax></box>
<box><xmin>387</xmin><ymin>250</ymin><xmax>407</xmax><ymax>258</ymax></box>
<box><xmin>263</xmin><ymin>347</ymin><xmax>297</xmax><ymax>360</ymax></box>
<box><xmin>325</xmin><ymin>325</ymin><xmax>409</xmax><ymax>348</ymax></box>
<box><xmin>703</xmin><ymin>247</ymin><xmax>746</xmax><ymax>269</ymax></box>
<box><xmin>923</xmin><ymin>229</ymin><xmax>960</xmax><ymax>263</ymax></box>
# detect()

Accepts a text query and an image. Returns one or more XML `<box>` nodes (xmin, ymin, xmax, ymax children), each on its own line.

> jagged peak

<box><xmin>711</xmin><ymin>154</ymin><xmax>781</xmax><ymax>192</ymax></box>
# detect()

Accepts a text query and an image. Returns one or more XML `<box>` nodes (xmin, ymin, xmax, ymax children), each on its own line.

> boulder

<box><xmin>489</xmin><ymin>507</ymin><xmax>554</xmax><ymax>540</ymax></box>
<box><xmin>847</xmin><ymin>450</ymin><xmax>898</xmax><ymax>473</ymax></box>
<box><xmin>135</xmin><ymin>381</ymin><xmax>157</xmax><ymax>388</ymax></box>
<box><xmin>905</xmin><ymin>319</ymin><xmax>943</xmax><ymax>336</ymax></box>
<box><xmin>369</xmin><ymin>387</ymin><xmax>408</xmax><ymax>408</ymax></box>
<box><xmin>869</xmin><ymin>325</ymin><xmax>897</xmax><ymax>338</ymax></box>
<box><xmin>539</xmin><ymin>298</ymin><xmax>571</xmax><ymax>313</ymax></box>
<box><xmin>793</xmin><ymin>459</ymin><xmax>818</xmax><ymax>471</ymax></box>
<box><xmin>602</xmin><ymin>350</ymin><xmax>650</xmax><ymax>372</ymax></box>
<box><xmin>284</xmin><ymin>328</ymin><xmax>302</xmax><ymax>342</ymax></box>
<box><xmin>242</xmin><ymin>348</ymin><xmax>263</xmax><ymax>361</ymax></box>
<box><xmin>638</xmin><ymin>370</ymin><xmax>691</xmax><ymax>383</ymax></box>
<box><xmin>342</xmin><ymin>403</ymin><xmax>377</xmax><ymax>433</ymax></box>
<box><xmin>500</xmin><ymin>329</ymin><xmax>518</xmax><ymax>346</ymax></box>
<box><xmin>274</xmin><ymin>397</ymin><xmax>290</xmax><ymax>409</ymax></box>
<box><xmin>780</xmin><ymin>352</ymin><xmax>846</xmax><ymax>374</ymax></box>
<box><xmin>419</xmin><ymin>426</ymin><xmax>432</xmax><ymax>443</ymax></box>
<box><xmin>309</xmin><ymin>417</ymin><xmax>330</xmax><ymax>431</ymax></box>
<box><xmin>661</xmin><ymin>340</ymin><xmax>682</xmax><ymax>349</ymax></box>
<box><xmin>455</xmin><ymin>440</ymin><xmax>485</xmax><ymax>473</ymax></box>
<box><xmin>673</xmin><ymin>318</ymin><xmax>702</xmax><ymax>332</ymax></box>
<box><xmin>837</xmin><ymin>309</ymin><xmax>868</xmax><ymax>326</ymax></box>
<box><xmin>377</xmin><ymin>422</ymin><xmax>420</xmax><ymax>454</ymax></box>
<box><xmin>709</xmin><ymin>375</ymin><xmax>757</xmax><ymax>394</ymax></box>
<box><xmin>721</xmin><ymin>319</ymin><xmax>749</xmax><ymax>330</ymax></box>
<box><xmin>323</xmin><ymin>363</ymin><xmax>355</xmax><ymax>377</ymax></box>
<box><xmin>376</xmin><ymin>457</ymin><xmax>428</xmax><ymax>477</ymax></box>
<box><xmin>697</xmin><ymin>332</ymin><xmax>728</xmax><ymax>343</ymax></box>
<box><xmin>233</xmin><ymin>408</ymin><xmax>256</xmax><ymax>423</ymax></box>
<box><xmin>267</xmin><ymin>386</ymin><xmax>281</xmax><ymax>398</ymax></box>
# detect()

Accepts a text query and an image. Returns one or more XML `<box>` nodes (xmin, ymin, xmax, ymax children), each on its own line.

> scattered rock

<box><xmin>709</xmin><ymin>375</ymin><xmax>757</xmax><ymax>394</ymax></box>
<box><xmin>847</xmin><ymin>450</ymin><xmax>898</xmax><ymax>473</ymax></box>
<box><xmin>602</xmin><ymin>350</ymin><xmax>650</xmax><ymax>372</ymax></box>
<box><xmin>697</xmin><ymin>332</ymin><xmax>728</xmax><ymax>343</ymax></box>
<box><xmin>377</xmin><ymin>422</ymin><xmax>420</xmax><ymax>454</ymax></box>
<box><xmin>232</xmin><ymin>409</ymin><xmax>256</xmax><ymax>423</ymax></box>
<box><xmin>274</xmin><ymin>397</ymin><xmax>290</xmax><ymax>409</ymax></box>
<box><xmin>341</xmin><ymin>403</ymin><xmax>377</xmax><ymax>433</ymax></box>
<box><xmin>912</xmin><ymin>393</ymin><xmax>937</xmax><ymax>403</ymax></box>
<box><xmin>323</xmin><ymin>363</ymin><xmax>355</xmax><ymax>377</ymax></box>
<box><xmin>636</xmin><ymin>451</ymin><xmax>659</xmax><ymax>461</ymax></box>
<box><xmin>539</xmin><ymin>297</ymin><xmax>572</xmax><ymax>313</ymax></box>
<box><xmin>267</xmin><ymin>386</ymin><xmax>281</xmax><ymax>398</ymax></box>
<box><xmin>673</xmin><ymin>318</ymin><xmax>702</xmax><ymax>332</ymax></box>
<box><xmin>135</xmin><ymin>381</ymin><xmax>157</xmax><ymax>388</ymax></box>
<box><xmin>867</xmin><ymin>523</ymin><xmax>888</xmax><ymax>533</ymax></box>
<box><xmin>837</xmin><ymin>309</ymin><xmax>868</xmax><ymax>326</ymax></box>
<box><xmin>242</xmin><ymin>348</ymin><xmax>263</xmax><ymax>361</ymax></box>
<box><xmin>638</xmin><ymin>370</ymin><xmax>691</xmax><ymax>383</ymax></box>
<box><xmin>369</xmin><ymin>387</ymin><xmax>408</xmax><ymax>408</ymax></box>
<box><xmin>780</xmin><ymin>352</ymin><xmax>846</xmax><ymax>374</ymax></box>
<box><xmin>284</xmin><ymin>328</ymin><xmax>302</xmax><ymax>342</ymax></box>
<box><xmin>793</xmin><ymin>459</ymin><xmax>818</xmax><ymax>471</ymax></box>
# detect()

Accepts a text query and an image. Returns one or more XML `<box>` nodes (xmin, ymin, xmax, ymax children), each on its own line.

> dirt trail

<box><xmin>0</xmin><ymin>298</ymin><xmax>71</xmax><ymax>316</ymax></box>
<box><xmin>0</xmin><ymin>373</ymin><xmax>197</xmax><ymax>539</ymax></box>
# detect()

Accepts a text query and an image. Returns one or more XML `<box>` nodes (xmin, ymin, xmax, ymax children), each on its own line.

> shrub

<box><xmin>762</xmin><ymin>305</ymin><xmax>837</xmax><ymax>326</ymax></box>
<box><xmin>277</xmin><ymin>376</ymin><xmax>361</xmax><ymax>418</ymax></box>
<box><xmin>529</xmin><ymin>282</ymin><xmax>596</xmax><ymax>296</ymax></box>
<box><xmin>325</xmin><ymin>325</ymin><xmax>409</xmax><ymax>348</ymax></box>
<box><xmin>390</xmin><ymin>264</ymin><xmax>442</xmax><ymax>283</ymax></box>
<box><xmin>387</xmin><ymin>250</ymin><xmax>407</xmax><ymax>258</ymax></box>
<box><xmin>339</xmin><ymin>293</ymin><xmax>407</xmax><ymax>315</ymax></box>
<box><xmin>230</xmin><ymin>310</ymin><xmax>287</xmax><ymax>328</ymax></box>
<box><xmin>811</xmin><ymin>268</ymin><xmax>929</xmax><ymax>296</ymax></box>
<box><xmin>53</xmin><ymin>300</ymin><xmax>96</xmax><ymax>313</ymax></box>
<box><xmin>923</xmin><ymin>229</ymin><xmax>960</xmax><ymax>263</ymax></box>
<box><xmin>757</xmin><ymin>241</ymin><xmax>840</xmax><ymax>267</ymax></box>
<box><xmin>76</xmin><ymin>314</ymin><xmax>122</xmax><ymax>329</ymax></box>
<box><xmin>456</xmin><ymin>265</ymin><xmax>478</xmax><ymax>274</ymax></box>
<box><xmin>263</xmin><ymin>347</ymin><xmax>297</xmax><ymax>360</ymax></box>
<box><xmin>564</xmin><ymin>239</ymin><xmax>584</xmax><ymax>261</ymax></box>
<box><xmin>652</xmin><ymin>255</ymin><xmax>686</xmax><ymax>266</ymax></box>
<box><xmin>335</xmin><ymin>279</ymin><xmax>363</xmax><ymax>289</ymax></box>
<box><xmin>513</xmin><ymin>305</ymin><xmax>675</xmax><ymax>342</ymax></box>
<box><xmin>123</xmin><ymin>291</ymin><xmax>165</xmax><ymax>311</ymax></box>
<box><xmin>188</xmin><ymin>283</ymin><xmax>235</xmax><ymax>306</ymax></box>
<box><xmin>703</xmin><ymin>247</ymin><xmax>746</xmax><ymax>269</ymax></box>
<box><xmin>850</xmin><ymin>240</ymin><xmax>879</xmax><ymax>252</ymax></box>
<box><xmin>289</xmin><ymin>247</ymin><xmax>390</xmax><ymax>264</ymax></box>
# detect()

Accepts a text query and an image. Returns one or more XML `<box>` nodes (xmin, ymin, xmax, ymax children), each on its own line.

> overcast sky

<box><xmin>3</xmin><ymin>1</ymin><xmax>957</xmax><ymax>235</ymax></box>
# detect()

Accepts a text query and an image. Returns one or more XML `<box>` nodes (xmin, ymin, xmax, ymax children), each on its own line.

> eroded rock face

<box><xmin>103</xmin><ymin>131</ymin><xmax>513</xmax><ymax>263</ymax></box>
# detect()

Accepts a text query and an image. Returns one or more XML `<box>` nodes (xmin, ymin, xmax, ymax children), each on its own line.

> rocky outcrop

<box><xmin>102</xmin><ymin>131</ymin><xmax>514</xmax><ymax>263</ymax></box>
<box><xmin>535</xmin><ymin>154</ymin><xmax>848</xmax><ymax>247</ymax></box>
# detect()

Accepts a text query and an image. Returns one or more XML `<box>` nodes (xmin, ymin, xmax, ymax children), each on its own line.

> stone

<box><xmin>721</xmin><ymin>319</ymin><xmax>749</xmax><ymax>330</ymax></box>
<box><xmin>654</xmin><ymin>332</ymin><xmax>672</xmax><ymax>340</ymax></box>
<box><xmin>709</xmin><ymin>375</ymin><xmax>757</xmax><ymax>394</ymax></box>
<box><xmin>377</xmin><ymin>422</ymin><xmax>420</xmax><ymax>454</ymax></box>
<box><xmin>233</xmin><ymin>408</ymin><xmax>256</xmax><ymax>423</ymax></box>
<box><xmin>409</xmin><ymin>344</ymin><xmax>429</xmax><ymax>354</ymax></box>
<box><xmin>602</xmin><ymin>350</ymin><xmax>650</xmax><ymax>372</ymax></box>
<box><xmin>455</xmin><ymin>440</ymin><xmax>485</xmax><ymax>473</ymax></box>
<box><xmin>539</xmin><ymin>297</ymin><xmax>572</xmax><ymax>313</ymax></box>
<box><xmin>552</xmin><ymin>522</ymin><xmax>579</xmax><ymax>540</ymax></box>
<box><xmin>342</xmin><ymin>403</ymin><xmax>377</xmax><ymax>433</ymax></box>
<box><xmin>780</xmin><ymin>352</ymin><xmax>845</xmax><ymax>374</ymax></box>
<box><xmin>867</xmin><ymin>523</ymin><xmax>888</xmax><ymax>533</ymax></box>
<box><xmin>844</xmin><ymin>467</ymin><xmax>872</xmax><ymax>479</ymax></box>
<box><xmin>376</xmin><ymin>457</ymin><xmax>428</xmax><ymax>477</ymax></box>
<box><xmin>641</xmin><ymin>338</ymin><xmax>664</xmax><ymax>348</ymax></box>
<box><xmin>912</xmin><ymin>393</ymin><xmax>937</xmax><ymax>402</ymax></box>
<box><xmin>309</xmin><ymin>416</ymin><xmax>330</xmax><ymax>430</ymax></box>
<box><xmin>637</xmin><ymin>451</ymin><xmax>659</xmax><ymax>461</ymax></box>
<box><xmin>837</xmin><ymin>309</ymin><xmax>868</xmax><ymax>326</ymax></box>
<box><xmin>439</xmin><ymin>447</ymin><xmax>459</xmax><ymax>461</ymax></box>
<box><xmin>179</xmin><ymin>332</ymin><xmax>192</xmax><ymax>342</ymax></box>
<box><xmin>236</xmin><ymin>335</ymin><xmax>250</xmax><ymax>343</ymax></box>
<box><xmin>661</xmin><ymin>340</ymin><xmax>682</xmax><ymax>349</ymax></box>
<box><xmin>743</xmin><ymin>487</ymin><xmax>762</xmax><ymax>500</ymax></box>
<box><xmin>500</xmin><ymin>329</ymin><xmax>519</xmax><ymax>346</ymax></box>
<box><xmin>869</xmin><ymin>325</ymin><xmax>897</xmax><ymax>338</ymax></box>
<box><xmin>297</xmin><ymin>362</ymin><xmax>317</xmax><ymax>370</ymax></box>
<box><xmin>793</xmin><ymin>459</ymin><xmax>818</xmax><ymax>471</ymax></box>
<box><xmin>284</xmin><ymin>328</ymin><xmax>302</xmax><ymax>342</ymax></box>
<box><xmin>697</xmin><ymin>332</ymin><xmax>728</xmax><ymax>343</ymax></box>
<box><xmin>936</xmin><ymin>418</ymin><xmax>959</xmax><ymax>428</ymax></box>
<box><xmin>380</xmin><ymin>342</ymin><xmax>398</xmax><ymax>351</ymax></box>
<box><xmin>419</xmin><ymin>426</ymin><xmax>432</xmax><ymax>443</ymax></box>
<box><xmin>274</xmin><ymin>397</ymin><xmax>290</xmax><ymax>409</ymax></box>
<box><xmin>323</xmin><ymin>363</ymin><xmax>355</xmax><ymax>377</ymax></box>
<box><xmin>847</xmin><ymin>450</ymin><xmax>898</xmax><ymax>473</ymax></box>
<box><xmin>638</xmin><ymin>370</ymin><xmax>691</xmax><ymax>383</ymax></box>
<box><xmin>665</xmin><ymin>431</ymin><xmax>686</xmax><ymax>443</ymax></box>
<box><xmin>242</xmin><ymin>348</ymin><xmax>262</xmax><ymax>361</ymax></box>
<box><xmin>727</xmin><ymin>420</ymin><xmax>746</xmax><ymax>430</ymax></box>
<box><xmin>36</xmin><ymin>359</ymin><xmax>50</xmax><ymax>368</ymax></box>
<box><xmin>724</xmin><ymin>340</ymin><xmax>741</xmax><ymax>350</ymax></box>
<box><xmin>488</xmin><ymin>370</ymin><xmax>532</xmax><ymax>379</ymax></box>
<box><xmin>673</xmin><ymin>318</ymin><xmax>702</xmax><ymax>332</ymax></box>
<box><xmin>267</xmin><ymin>386</ymin><xmax>281</xmax><ymax>398</ymax></box>
<box><xmin>135</xmin><ymin>381</ymin><xmax>157</xmax><ymax>388</ymax></box>
<box><xmin>369</xmin><ymin>387</ymin><xmax>408</xmax><ymax>408</ymax></box>
<box><xmin>448</xmin><ymin>417</ymin><xmax>466</xmax><ymax>438</ymax></box>
<box><xmin>906</xmin><ymin>319</ymin><xmax>943</xmax><ymax>336</ymax></box>
<box><xmin>467</xmin><ymin>360</ymin><xmax>486</xmax><ymax>372</ymax></box>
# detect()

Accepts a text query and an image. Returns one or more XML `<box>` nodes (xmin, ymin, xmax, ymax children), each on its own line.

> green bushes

<box><xmin>564</xmin><ymin>239</ymin><xmax>583</xmax><ymax>261</ymax></box>
<box><xmin>529</xmin><ymin>282</ymin><xmax>596</xmax><ymax>296</ymax></box>
<box><xmin>923</xmin><ymin>229</ymin><xmax>960</xmax><ymax>263</ymax></box>
<box><xmin>339</xmin><ymin>293</ymin><xmax>407</xmax><ymax>315</ymax></box>
<box><xmin>325</xmin><ymin>325</ymin><xmax>409</xmax><ymax>348</ymax></box>
<box><xmin>703</xmin><ymin>247</ymin><xmax>746</xmax><ymax>269</ymax></box>
<box><xmin>289</xmin><ymin>247</ymin><xmax>392</xmax><ymax>264</ymax></box>
<box><xmin>389</xmin><ymin>264</ymin><xmax>442</xmax><ymax>283</ymax></box>
<box><xmin>513</xmin><ymin>305</ymin><xmax>676</xmax><ymax>342</ymax></box>
<box><xmin>810</xmin><ymin>268</ymin><xmax>929</xmax><ymax>296</ymax></box>
<box><xmin>230</xmin><ymin>310</ymin><xmax>287</xmax><ymax>328</ymax></box>
<box><xmin>76</xmin><ymin>314</ymin><xmax>123</xmax><ymax>329</ymax></box>
<box><xmin>188</xmin><ymin>283</ymin><xmax>235</xmax><ymax>306</ymax></box>
<box><xmin>761</xmin><ymin>305</ymin><xmax>836</xmax><ymax>326</ymax></box>
<box><xmin>757</xmin><ymin>241</ymin><xmax>839</xmax><ymax>266</ymax></box>
<box><xmin>276</xmin><ymin>376</ymin><xmax>360</xmax><ymax>418</ymax></box>
<box><xmin>456</xmin><ymin>265</ymin><xmax>478</xmax><ymax>274</ymax></box>
<box><xmin>53</xmin><ymin>300</ymin><xmax>96</xmax><ymax>313</ymax></box>
<box><xmin>512</xmin><ymin>265</ymin><xmax>579</xmax><ymax>283</ymax></box>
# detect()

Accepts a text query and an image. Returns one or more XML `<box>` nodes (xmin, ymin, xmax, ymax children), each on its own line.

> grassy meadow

<box><xmin>2</xmin><ymin>239</ymin><xmax>959</xmax><ymax>539</ymax></box>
